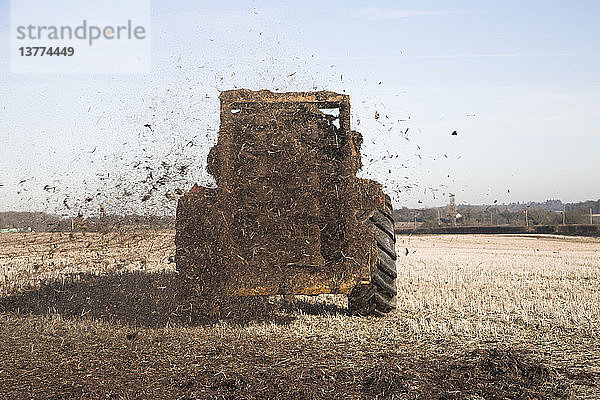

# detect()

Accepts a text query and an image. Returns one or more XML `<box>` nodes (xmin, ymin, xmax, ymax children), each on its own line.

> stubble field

<box><xmin>0</xmin><ymin>231</ymin><xmax>598</xmax><ymax>399</ymax></box>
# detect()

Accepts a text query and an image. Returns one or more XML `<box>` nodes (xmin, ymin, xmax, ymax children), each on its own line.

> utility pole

<box><xmin>560</xmin><ymin>210</ymin><xmax>565</xmax><ymax>225</ymax></box>
<box><xmin>525</xmin><ymin>205</ymin><xmax>529</xmax><ymax>228</ymax></box>
<box><xmin>437</xmin><ymin>208</ymin><xmax>441</xmax><ymax>226</ymax></box>
<box><xmin>591</xmin><ymin>208</ymin><xmax>594</xmax><ymax>225</ymax></box>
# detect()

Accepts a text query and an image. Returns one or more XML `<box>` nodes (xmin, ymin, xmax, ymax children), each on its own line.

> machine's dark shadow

<box><xmin>0</xmin><ymin>271</ymin><xmax>183</xmax><ymax>328</ymax></box>
<box><xmin>280</xmin><ymin>296</ymin><xmax>348</xmax><ymax>316</ymax></box>
<box><xmin>0</xmin><ymin>271</ymin><xmax>346</xmax><ymax>328</ymax></box>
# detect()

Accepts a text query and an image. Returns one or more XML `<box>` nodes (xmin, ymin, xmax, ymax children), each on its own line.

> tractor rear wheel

<box><xmin>349</xmin><ymin>198</ymin><xmax>397</xmax><ymax>316</ymax></box>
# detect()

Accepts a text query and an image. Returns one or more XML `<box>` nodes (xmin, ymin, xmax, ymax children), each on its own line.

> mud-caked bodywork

<box><xmin>176</xmin><ymin>90</ymin><xmax>397</xmax><ymax>316</ymax></box>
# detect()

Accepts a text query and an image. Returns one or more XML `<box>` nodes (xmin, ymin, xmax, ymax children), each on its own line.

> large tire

<box><xmin>348</xmin><ymin>197</ymin><xmax>397</xmax><ymax>316</ymax></box>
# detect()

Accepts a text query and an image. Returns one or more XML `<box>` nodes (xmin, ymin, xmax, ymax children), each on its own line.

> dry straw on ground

<box><xmin>0</xmin><ymin>231</ymin><xmax>599</xmax><ymax>399</ymax></box>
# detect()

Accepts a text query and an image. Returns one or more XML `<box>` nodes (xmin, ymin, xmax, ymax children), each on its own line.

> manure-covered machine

<box><xmin>176</xmin><ymin>89</ymin><xmax>397</xmax><ymax>316</ymax></box>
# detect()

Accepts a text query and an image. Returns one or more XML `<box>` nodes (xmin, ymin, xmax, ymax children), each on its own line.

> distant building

<box><xmin>448</xmin><ymin>195</ymin><xmax>457</xmax><ymax>226</ymax></box>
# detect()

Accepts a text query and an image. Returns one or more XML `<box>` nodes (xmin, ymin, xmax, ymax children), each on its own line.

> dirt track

<box><xmin>1</xmin><ymin>232</ymin><xmax>599</xmax><ymax>399</ymax></box>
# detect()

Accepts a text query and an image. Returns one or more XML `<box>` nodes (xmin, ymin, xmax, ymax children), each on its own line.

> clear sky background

<box><xmin>1</xmin><ymin>0</ymin><xmax>599</xmax><ymax>215</ymax></box>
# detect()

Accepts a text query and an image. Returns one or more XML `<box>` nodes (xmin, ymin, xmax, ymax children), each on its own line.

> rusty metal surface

<box><xmin>219</xmin><ymin>89</ymin><xmax>350</xmax><ymax>107</ymax></box>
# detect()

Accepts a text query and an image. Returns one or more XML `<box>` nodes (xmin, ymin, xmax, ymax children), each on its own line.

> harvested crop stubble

<box><xmin>0</xmin><ymin>230</ymin><xmax>174</xmax><ymax>296</ymax></box>
<box><xmin>395</xmin><ymin>234</ymin><xmax>600</xmax><ymax>337</ymax></box>
<box><xmin>0</xmin><ymin>232</ymin><xmax>599</xmax><ymax>398</ymax></box>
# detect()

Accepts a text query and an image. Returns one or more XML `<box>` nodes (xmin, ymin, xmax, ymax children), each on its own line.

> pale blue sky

<box><xmin>1</xmin><ymin>0</ymin><xmax>599</xmax><ymax>215</ymax></box>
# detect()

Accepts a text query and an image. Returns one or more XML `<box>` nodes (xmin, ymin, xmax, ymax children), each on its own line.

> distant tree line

<box><xmin>393</xmin><ymin>199</ymin><xmax>600</xmax><ymax>228</ymax></box>
<box><xmin>0</xmin><ymin>212</ymin><xmax>175</xmax><ymax>232</ymax></box>
<box><xmin>2</xmin><ymin>198</ymin><xmax>599</xmax><ymax>232</ymax></box>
